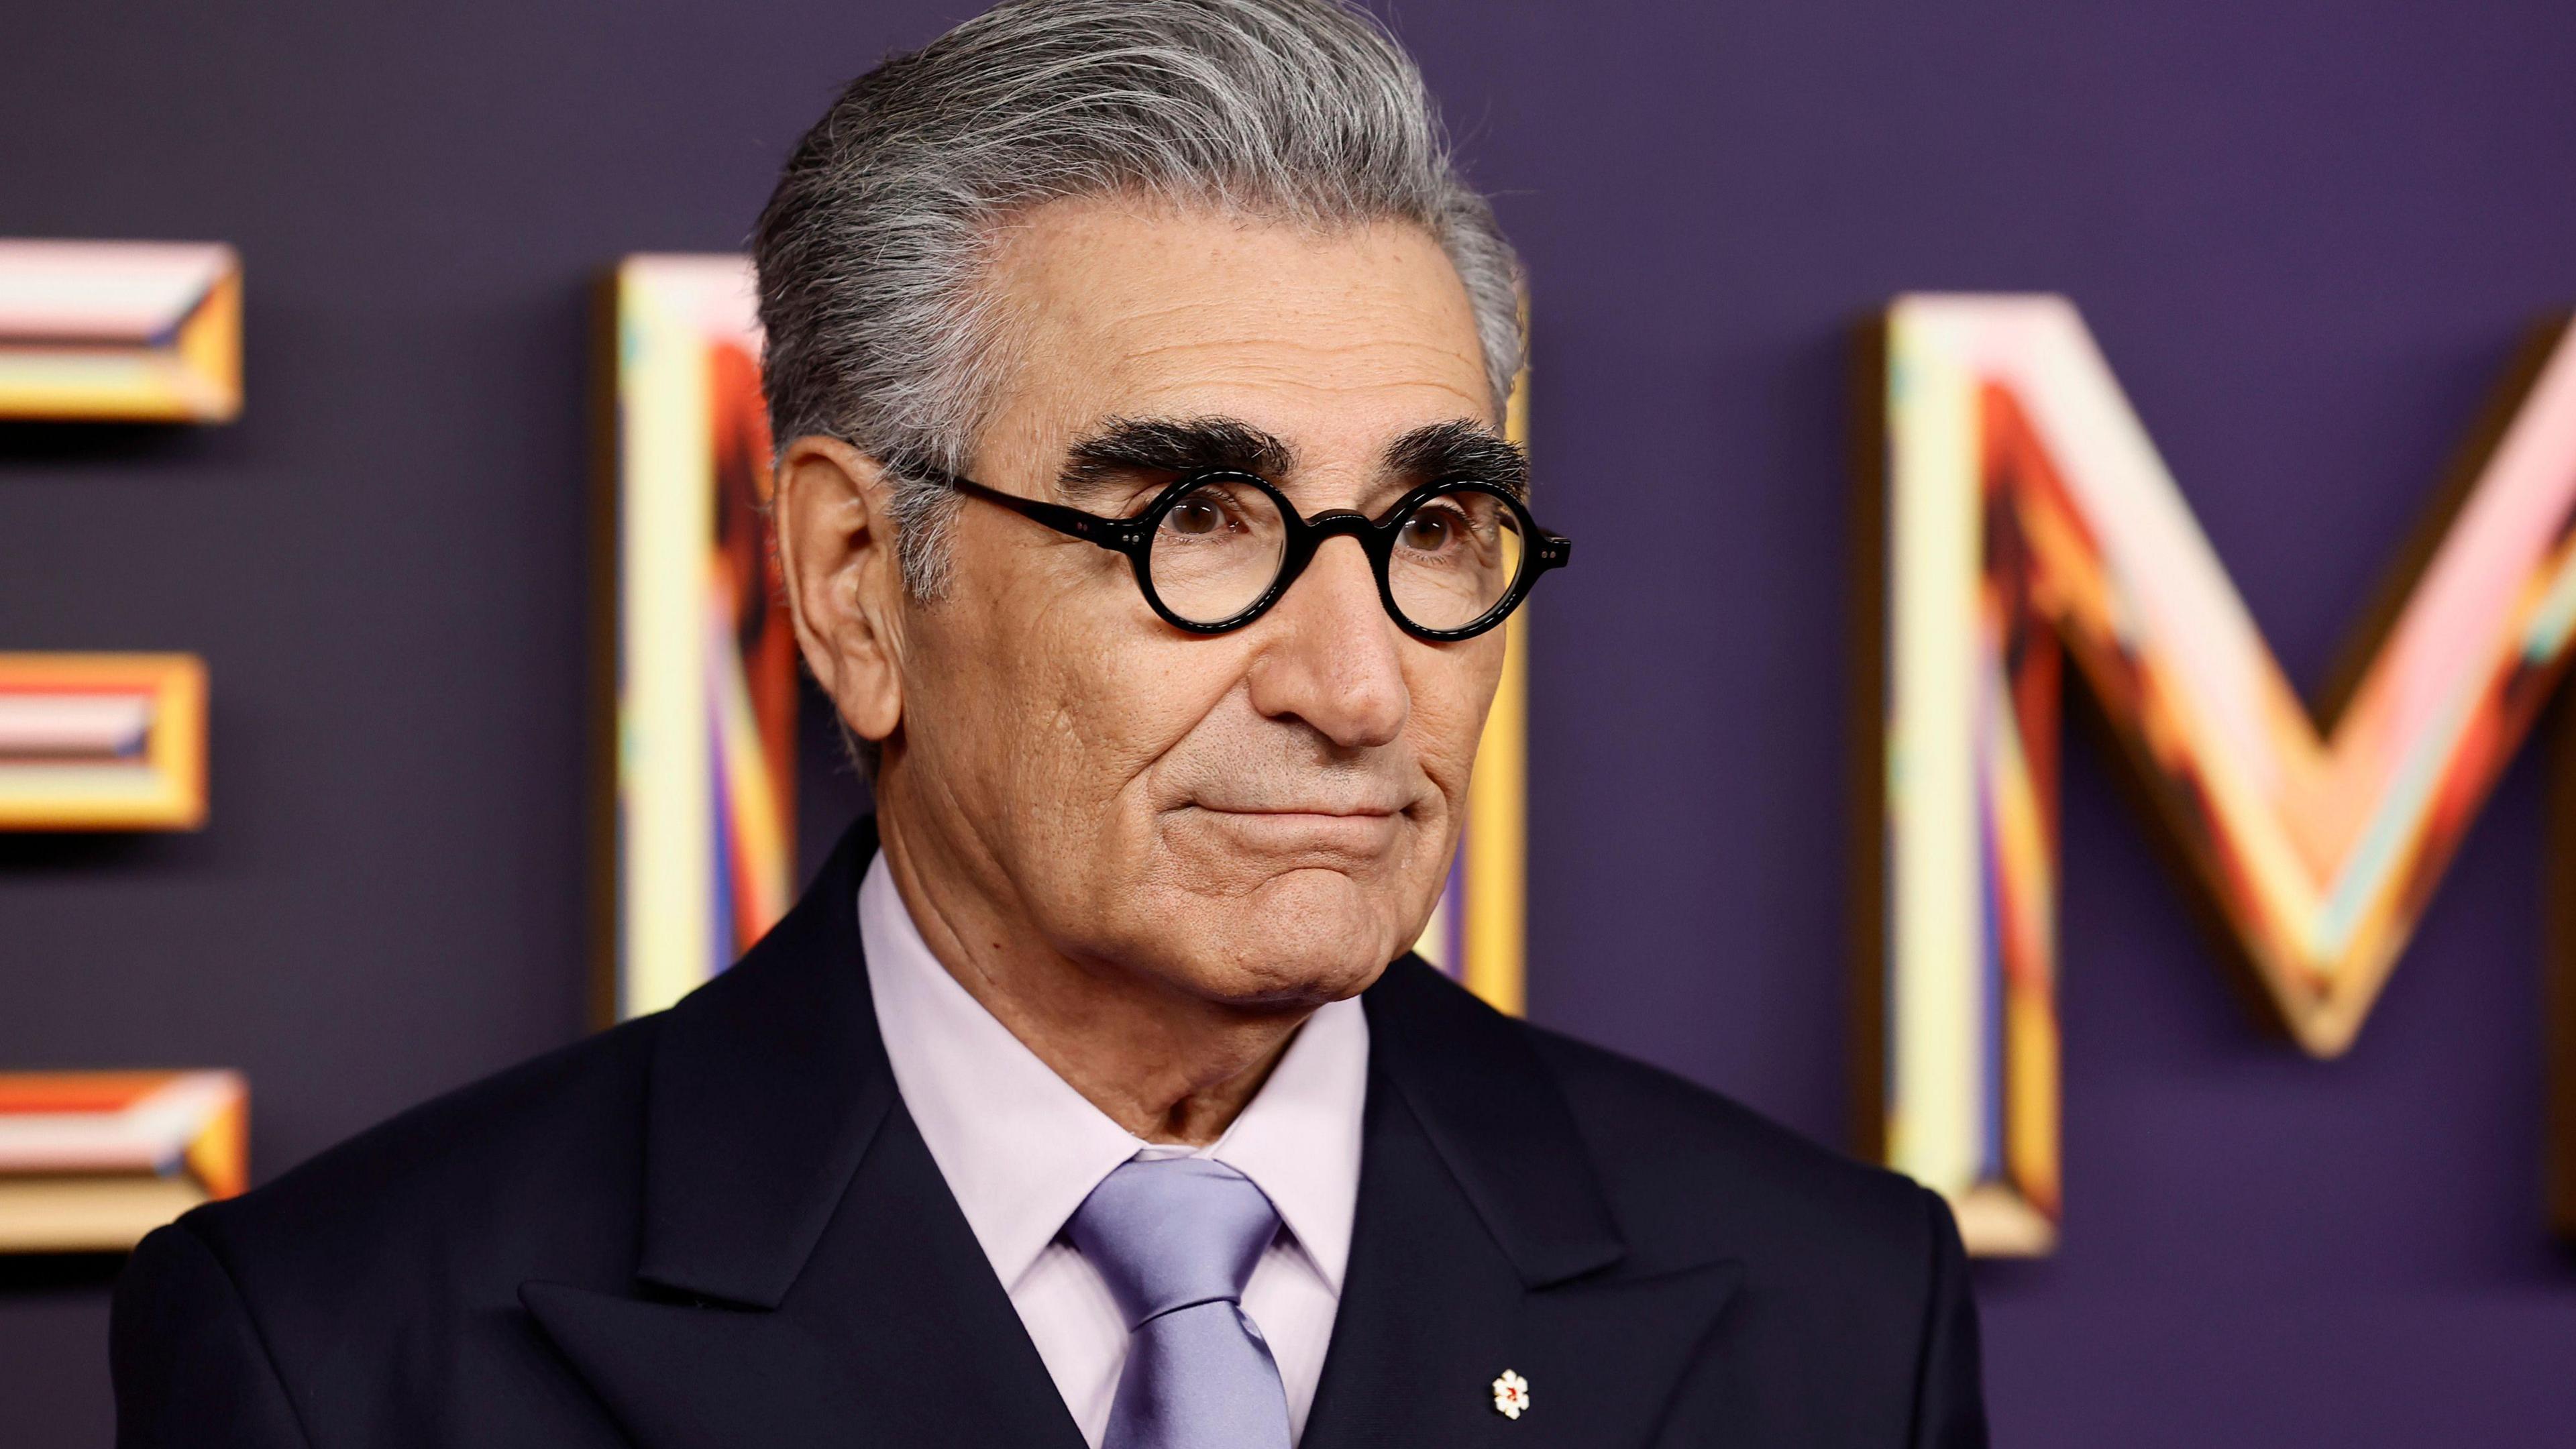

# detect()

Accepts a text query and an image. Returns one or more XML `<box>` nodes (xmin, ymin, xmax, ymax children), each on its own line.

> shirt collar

<box><xmin>1205</xmin><ymin>983</ymin><xmax>1366</xmax><ymax>1291</ymax></box>
<box><xmin>859</xmin><ymin>851</ymin><xmax>1368</xmax><ymax>1294</ymax></box>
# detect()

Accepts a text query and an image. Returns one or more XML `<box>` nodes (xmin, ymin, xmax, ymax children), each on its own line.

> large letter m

<box><xmin>1860</xmin><ymin>296</ymin><xmax>2576</xmax><ymax>1254</ymax></box>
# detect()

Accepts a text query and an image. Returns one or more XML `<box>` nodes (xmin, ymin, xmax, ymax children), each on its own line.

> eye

<box><xmin>1399</xmin><ymin>505</ymin><xmax>1463</xmax><ymax>554</ymax></box>
<box><xmin>1167</xmin><ymin>496</ymin><xmax>1228</xmax><ymax>537</ymax></box>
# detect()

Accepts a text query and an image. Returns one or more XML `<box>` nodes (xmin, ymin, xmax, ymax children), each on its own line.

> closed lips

<box><xmin>1193</xmin><ymin>804</ymin><xmax>1402</xmax><ymax>817</ymax></box>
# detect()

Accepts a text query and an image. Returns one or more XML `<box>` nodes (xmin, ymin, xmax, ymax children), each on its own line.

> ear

<box><xmin>773</xmin><ymin>435</ymin><xmax>906</xmax><ymax>746</ymax></box>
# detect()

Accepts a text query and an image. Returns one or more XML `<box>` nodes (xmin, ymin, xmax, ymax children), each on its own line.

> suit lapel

<box><xmin>1303</xmin><ymin>961</ymin><xmax>1743</xmax><ymax>1448</ymax></box>
<box><xmin>522</xmin><ymin>1107</ymin><xmax>1081</xmax><ymax>1449</ymax></box>
<box><xmin>521</xmin><ymin>835</ymin><xmax>1735</xmax><ymax>1449</ymax></box>
<box><xmin>523</xmin><ymin>821</ymin><xmax>1083</xmax><ymax>1449</ymax></box>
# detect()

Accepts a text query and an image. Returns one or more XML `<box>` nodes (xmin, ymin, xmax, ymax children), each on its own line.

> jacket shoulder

<box><xmin>1519</xmin><ymin>1020</ymin><xmax>1942</xmax><ymax>1281</ymax></box>
<box><xmin>176</xmin><ymin>1013</ymin><xmax>663</xmax><ymax>1303</ymax></box>
<box><xmin>117</xmin><ymin>1018</ymin><xmax>669</xmax><ymax>1444</ymax></box>
<box><xmin>1511</xmin><ymin>1017</ymin><xmax>1988</xmax><ymax>1444</ymax></box>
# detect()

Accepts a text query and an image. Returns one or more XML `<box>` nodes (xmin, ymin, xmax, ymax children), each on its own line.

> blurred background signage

<box><xmin>1861</xmin><ymin>294</ymin><xmax>2576</xmax><ymax>1254</ymax></box>
<box><xmin>0</xmin><ymin>240</ymin><xmax>232</xmax><ymax>1253</ymax></box>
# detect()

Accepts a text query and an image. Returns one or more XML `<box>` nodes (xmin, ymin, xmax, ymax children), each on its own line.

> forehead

<box><xmin>982</xmin><ymin>197</ymin><xmax>1498</xmax><ymax>445</ymax></box>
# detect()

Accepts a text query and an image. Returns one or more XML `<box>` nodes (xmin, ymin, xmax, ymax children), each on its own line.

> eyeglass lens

<box><xmin>1143</xmin><ymin>479</ymin><xmax>1527</xmax><ymax>632</ymax></box>
<box><xmin>1386</xmin><ymin>488</ymin><xmax>1526</xmax><ymax>632</ymax></box>
<box><xmin>1145</xmin><ymin>478</ymin><xmax>1291</xmax><ymax>625</ymax></box>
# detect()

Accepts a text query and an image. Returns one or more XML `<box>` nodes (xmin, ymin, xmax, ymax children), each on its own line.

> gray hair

<box><xmin>751</xmin><ymin>0</ymin><xmax>1525</xmax><ymax>596</ymax></box>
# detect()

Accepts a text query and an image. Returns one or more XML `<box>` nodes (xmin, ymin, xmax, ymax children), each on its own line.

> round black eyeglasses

<box><xmin>934</xmin><ymin>468</ymin><xmax>1572</xmax><ymax>641</ymax></box>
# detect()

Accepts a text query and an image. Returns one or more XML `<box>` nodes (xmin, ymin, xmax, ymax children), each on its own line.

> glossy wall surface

<box><xmin>6</xmin><ymin>2</ymin><xmax>2575</xmax><ymax>1442</ymax></box>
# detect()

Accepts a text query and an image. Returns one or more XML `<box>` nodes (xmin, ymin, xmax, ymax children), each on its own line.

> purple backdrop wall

<box><xmin>7</xmin><ymin>1</ymin><xmax>2575</xmax><ymax>1442</ymax></box>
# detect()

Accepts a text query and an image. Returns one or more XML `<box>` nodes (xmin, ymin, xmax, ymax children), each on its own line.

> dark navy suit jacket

<box><xmin>111</xmin><ymin>820</ymin><xmax>1988</xmax><ymax>1447</ymax></box>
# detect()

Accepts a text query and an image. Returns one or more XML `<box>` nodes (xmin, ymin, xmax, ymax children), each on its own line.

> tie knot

<box><xmin>1067</xmin><ymin>1157</ymin><xmax>1281</xmax><ymax>1330</ymax></box>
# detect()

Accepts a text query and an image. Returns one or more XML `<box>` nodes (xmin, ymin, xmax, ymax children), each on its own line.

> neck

<box><xmin>873</xmin><ymin>806</ymin><xmax>1314</xmax><ymax>1146</ymax></box>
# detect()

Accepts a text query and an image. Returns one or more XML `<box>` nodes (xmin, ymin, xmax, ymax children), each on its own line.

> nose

<box><xmin>1244</xmin><ymin>535</ymin><xmax>1410</xmax><ymax>750</ymax></box>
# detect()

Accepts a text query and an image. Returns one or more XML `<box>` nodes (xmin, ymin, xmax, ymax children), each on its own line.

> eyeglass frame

<box><xmin>925</xmin><ymin>466</ymin><xmax>1572</xmax><ymax>642</ymax></box>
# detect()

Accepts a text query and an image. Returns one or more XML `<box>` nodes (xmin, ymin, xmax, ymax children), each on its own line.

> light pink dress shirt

<box><xmin>859</xmin><ymin>853</ymin><xmax>1369</xmax><ymax>1448</ymax></box>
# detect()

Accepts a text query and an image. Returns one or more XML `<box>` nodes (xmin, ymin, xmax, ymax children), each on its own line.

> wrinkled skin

<box><xmin>774</xmin><ymin>196</ymin><xmax>1509</xmax><ymax>1141</ymax></box>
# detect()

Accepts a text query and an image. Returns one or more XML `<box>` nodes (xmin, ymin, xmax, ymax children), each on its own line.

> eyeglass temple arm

<box><xmin>938</xmin><ymin>472</ymin><xmax>1144</xmax><ymax>553</ymax></box>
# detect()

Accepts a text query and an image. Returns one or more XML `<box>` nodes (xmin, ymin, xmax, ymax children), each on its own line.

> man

<box><xmin>113</xmin><ymin>1</ymin><xmax>1986</xmax><ymax>1445</ymax></box>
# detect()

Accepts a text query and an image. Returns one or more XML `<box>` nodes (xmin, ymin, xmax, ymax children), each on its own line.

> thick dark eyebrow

<box><xmin>1384</xmin><ymin>419</ymin><xmax>1529</xmax><ymax>500</ymax></box>
<box><xmin>1058</xmin><ymin>417</ymin><xmax>1296</xmax><ymax>499</ymax></box>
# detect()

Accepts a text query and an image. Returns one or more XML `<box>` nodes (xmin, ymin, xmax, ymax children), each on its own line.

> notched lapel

<box><xmin>1308</xmin><ymin>962</ymin><xmax>1747</xmax><ymax>1448</ymax></box>
<box><xmin>521</xmin><ymin>822</ymin><xmax>1082</xmax><ymax>1449</ymax></box>
<box><xmin>1302</xmin><ymin>1077</ymin><xmax>1745</xmax><ymax>1448</ymax></box>
<box><xmin>1301</xmin><ymin>1079</ymin><xmax>1529</xmax><ymax>1449</ymax></box>
<box><xmin>523</xmin><ymin>1103</ymin><xmax>1086</xmax><ymax>1449</ymax></box>
<box><xmin>521</xmin><ymin>1285</ymin><xmax>884</xmax><ymax>1449</ymax></box>
<box><xmin>1507</xmin><ymin>1258</ymin><xmax>1745</xmax><ymax>1447</ymax></box>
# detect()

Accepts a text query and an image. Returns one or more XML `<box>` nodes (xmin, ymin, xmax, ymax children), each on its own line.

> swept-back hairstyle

<box><xmin>751</xmin><ymin>0</ymin><xmax>1524</xmax><ymax>594</ymax></box>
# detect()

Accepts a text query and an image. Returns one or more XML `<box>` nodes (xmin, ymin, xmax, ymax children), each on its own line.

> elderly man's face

<box><xmin>867</xmin><ymin>198</ymin><xmax>1508</xmax><ymax>1009</ymax></box>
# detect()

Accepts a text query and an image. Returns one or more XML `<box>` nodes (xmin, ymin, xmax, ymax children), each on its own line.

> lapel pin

<box><xmin>1491</xmin><ymin>1368</ymin><xmax>1531</xmax><ymax>1421</ymax></box>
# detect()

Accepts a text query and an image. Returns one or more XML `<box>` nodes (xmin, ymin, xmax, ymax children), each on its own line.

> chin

<box><xmin>1151</xmin><ymin>869</ymin><xmax>1423</xmax><ymax>1007</ymax></box>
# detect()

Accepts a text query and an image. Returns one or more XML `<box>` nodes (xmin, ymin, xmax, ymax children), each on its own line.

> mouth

<box><xmin>1181</xmin><ymin>803</ymin><xmax>1407</xmax><ymax>854</ymax></box>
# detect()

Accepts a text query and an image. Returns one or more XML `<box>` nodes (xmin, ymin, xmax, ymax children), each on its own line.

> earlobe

<box><xmin>772</xmin><ymin>436</ymin><xmax>905</xmax><ymax>744</ymax></box>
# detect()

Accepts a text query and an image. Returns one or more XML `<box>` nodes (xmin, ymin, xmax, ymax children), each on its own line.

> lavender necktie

<box><xmin>1068</xmin><ymin>1157</ymin><xmax>1294</xmax><ymax>1449</ymax></box>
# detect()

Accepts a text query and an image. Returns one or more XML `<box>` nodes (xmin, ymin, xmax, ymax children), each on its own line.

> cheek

<box><xmin>1024</xmin><ymin>637</ymin><xmax>1169</xmax><ymax>801</ymax></box>
<box><xmin>1405</xmin><ymin>643</ymin><xmax>1506</xmax><ymax>804</ymax></box>
<box><xmin>930</xmin><ymin>574</ymin><xmax>1244</xmax><ymax>815</ymax></box>
<box><xmin>1042</xmin><ymin>631</ymin><xmax>1254</xmax><ymax>804</ymax></box>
